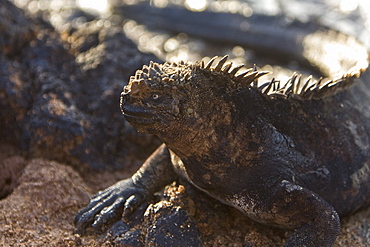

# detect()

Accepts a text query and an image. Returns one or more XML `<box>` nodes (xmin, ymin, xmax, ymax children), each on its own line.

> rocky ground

<box><xmin>1</xmin><ymin>0</ymin><xmax>370</xmax><ymax>246</ymax></box>
<box><xmin>1</xmin><ymin>143</ymin><xmax>370</xmax><ymax>246</ymax></box>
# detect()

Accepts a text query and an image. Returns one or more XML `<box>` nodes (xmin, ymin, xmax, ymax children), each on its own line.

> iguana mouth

<box><xmin>121</xmin><ymin>92</ymin><xmax>159</xmax><ymax>125</ymax></box>
<box><xmin>122</xmin><ymin>105</ymin><xmax>159</xmax><ymax>125</ymax></box>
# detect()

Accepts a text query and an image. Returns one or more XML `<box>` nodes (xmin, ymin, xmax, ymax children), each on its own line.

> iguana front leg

<box><xmin>74</xmin><ymin>144</ymin><xmax>178</xmax><ymax>234</ymax></box>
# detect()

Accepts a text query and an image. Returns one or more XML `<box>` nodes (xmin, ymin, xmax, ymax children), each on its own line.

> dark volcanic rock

<box><xmin>144</xmin><ymin>201</ymin><xmax>202</xmax><ymax>247</ymax></box>
<box><xmin>0</xmin><ymin>0</ymin><xmax>34</xmax><ymax>56</ymax></box>
<box><xmin>0</xmin><ymin>0</ymin><xmax>160</xmax><ymax>171</ymax></box>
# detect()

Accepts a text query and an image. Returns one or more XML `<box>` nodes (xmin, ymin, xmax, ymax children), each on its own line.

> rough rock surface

<box><xmin>0</xmin><ymin>0</ymin><xmax>160</xmax><ymax>173</ymax></box>
<box><xmin>1</xmin><ymin>0</ymin><xmax>369</xmax><ymax>246</ymax></box>
<box><xmin>1</xmin><ymin>143</ymin><xmax>369</xmax><ymax>246</ymax></box>
<box><xmin>0</xmin><ymin>146</ymin><xmax>96</xmax><ymax>246</ymax></box>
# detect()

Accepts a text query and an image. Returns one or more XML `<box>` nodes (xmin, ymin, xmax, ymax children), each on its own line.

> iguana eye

<box><xmin>151</xmin><ymin>93</ymin><xmax>160</xmax><ymax>101</ymax></box>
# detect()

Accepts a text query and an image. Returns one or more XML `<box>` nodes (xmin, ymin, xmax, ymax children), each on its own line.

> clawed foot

<box><xmin>74</xmin><ymin>178</ymin><xmax>147</xmax><ymax>234</ymax></box>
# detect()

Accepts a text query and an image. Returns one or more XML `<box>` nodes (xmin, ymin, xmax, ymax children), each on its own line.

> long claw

<box><xmin>75</xmin><ymin>195</ymin><xmax>116</xmax><ymax>232</ymax></box>
<box><xmin>123</xmin><ymin>195</ymin><xmax>141</xmax><ymax>219</ymax></box>
<box><xmin>92</xmin><ymin>197</ymin><xmax>125</xmax><ymax>230</ymax></box>
<box><xmin>75</xmin><ymin>192</ymin><xmax>111</xmax><ymax>226</ymax></box>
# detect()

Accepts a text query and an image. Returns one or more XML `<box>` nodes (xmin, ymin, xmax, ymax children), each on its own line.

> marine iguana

<box><xmin>75</xmin><ymin>5</ymin><xmax>370</xmax><ymax>247</ymax></box>
<box><xmin>75</xmin><ymin>51</ymin><xmax>370</xmax><ymax>246</ymax></box>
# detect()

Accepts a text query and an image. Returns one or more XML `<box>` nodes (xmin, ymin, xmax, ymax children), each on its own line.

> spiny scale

<box><xmin>222</xmin><ymin>62</ymin><xmax>233</xmax><ymax>74</ymax></box>
<box><xmin>200</xmin><ymin>55</ymin><xmax>268</xmax><ymax>87</ymax></box>
<box><xmin>234</xmin><ymin>70</ymin><xmax>254</xmax><ymax>81</ymax></box>
<box><xmin>268</xmin><ymin>72</ymin><xmax>362</xmax><ymax>99</ymax></box>
<box><xmin>204</xmin><ymin>56</ymin><xmax>218</xmax><ymax>69</ymax></box>
<box><xmin>199</xmin><ymin>55</ymin><xmax>364</xmax><ymax>99</ymax></box>
<box><xmin>214</xmin><ymin>55</ymin><xmax>228</xmax><ymax>72</ymax></box>
<box><xmin>132</xmin><ymin>55</ymin><xmax>364</xmax><ymax>100</ymax></box>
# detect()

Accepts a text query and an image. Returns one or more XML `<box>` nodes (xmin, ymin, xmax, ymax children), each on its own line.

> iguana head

<box><xmin>120</xmin><ymin>56</ymin><xmax>268</xmax><ymax>143</ymax></box>
<box><xmin>120</xmin><ymin>60</ymin><xmax>194</xmax><ymax>135</ymax></box>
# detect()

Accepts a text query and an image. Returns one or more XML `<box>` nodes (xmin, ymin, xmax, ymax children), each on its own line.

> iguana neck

<box><xmin>159</xmin><ymin>91</ymin><xmax>267</xmax><ymax>169</ymax></box>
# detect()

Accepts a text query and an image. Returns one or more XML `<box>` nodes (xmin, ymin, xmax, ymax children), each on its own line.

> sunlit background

<box><xmin>11</xmin><ymin>0</ymin><xmax>370</xmax><ymax>79</ymax></box>
<box><xmin>12</xmin><ymin>0</ymin><xmax>370</xmax><ymax>15</ymax></box>
<box><xmin>76</xmin><ymin>0</ymin><xmax>369</xmax><ymax>15</ymax></box>
<box><xmin>77</xmin><ymin>0</ymin><xmax>109</xmax><ymax>13</ymax></box>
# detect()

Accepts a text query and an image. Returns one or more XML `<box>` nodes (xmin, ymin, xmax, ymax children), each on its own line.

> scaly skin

<box><xmin>74</xmin><ymin>144</ymin><xmax>176</xmax><ymax>233</ymax></box>
<box><xmin>75</xmin><ymin>15</ymin><xmax>370</xmax><ymax>246</ymax></box>
<box><xmin>75</xmin><ymin>50</ymin><xmax>370</xmax><ymax>246</ymax></box>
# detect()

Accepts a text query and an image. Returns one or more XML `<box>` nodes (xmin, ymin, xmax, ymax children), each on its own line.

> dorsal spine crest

<box><xmin>131</xmin><ymin>55</ymin><xmax>367</xmax><ymax>100</ymax></box>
